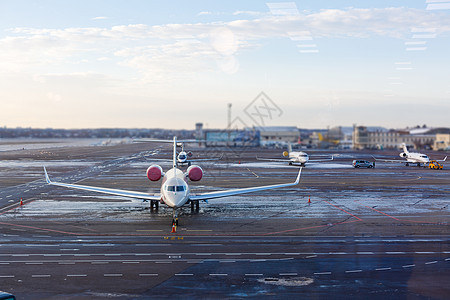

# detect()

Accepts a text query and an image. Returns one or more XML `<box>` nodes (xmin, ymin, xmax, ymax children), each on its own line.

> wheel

<box><xmin>368</xmin><ymin>165</ymin><xmax>372</xmax><ymax>168</ymax></box>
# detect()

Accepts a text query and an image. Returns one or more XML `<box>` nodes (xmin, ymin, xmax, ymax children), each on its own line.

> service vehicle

<box><xmin>352</xmin><ymin>160</ymin><xmax>375</xmax><ymax>168</ymax></box>
<box><xmin>428</xmin><ymin>160</ymin><xmax>443</xmax><ymax>169</ymax></box>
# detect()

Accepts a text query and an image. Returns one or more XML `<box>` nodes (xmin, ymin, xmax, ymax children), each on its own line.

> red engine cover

<box><xmin>146</xmin><ymin>165</ymin><xmax>163</xmax><ymax>181</ymax></box>
<box><xmin>187</xmin><ymin>165</ymin><xmax>203</xmax><ymax>181</ymax></box>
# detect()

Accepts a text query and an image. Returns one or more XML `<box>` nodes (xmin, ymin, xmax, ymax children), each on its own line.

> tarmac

<box><xmin>0</xmin><ymin>139</ymin><xmax>449</xmax><ymax>299</ymax></box>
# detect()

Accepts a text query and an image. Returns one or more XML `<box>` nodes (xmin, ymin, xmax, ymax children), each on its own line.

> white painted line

<box><xmin>357</xmin><ymin>252</ymin><xmax>374</xmax><ymax>255</ymax></box>
<box><xmin>155</xmin><ymin>261</ymin><xmax>172</xmax><ymax>264</ymax></box>
<box><xmin>220</xmin><ymin>260</ymin><xmax>236</xmax><ymax>263</ymax></box>
<box><xmin>376</xmin><ymin>267</ymin><xmax>392</xmax><ymax>271</ymax></box>
<box><xmin>139</xmin><ymin>274</ymin><xmax>158</xmax><ymax>276</ymax></box>
<box><xmin>386</xmin><ymin>252</ymin><xmax>405</xmax><ymax>254</ymax></box>
<box><xmin>175</xmin><ymin>274</ymin><xmax>194</xmax><ymax>276</ymax></box>
<box><xmin>345</xmin><ymin>270</ymin><xmax>362</xmax><ymax>273</ymax></box>
<box><xmin>74</xmin><ymin>254</ymin><xmax>91</xmax><ymax>257</ymax></box>
<box><xmin>250</xmin><ymin>259</ymin><xmax>266</xmax><ymax>262</ymax></box>
<box><xmin>314</xmin><ymin>272</ymin><xmax>331</xmax><ymax>275</ymax></box>
<box><xmin>306</xmin><ymin>255</ymin><xmax>317</xmax><ymax>258</ymax></box>
<box><xmin>280</xmin><ymin>273</ymin><xmax>297</xmax><ymax>276</ymax></box>
<box><xmin>24</xmin><ymin>189</ymin><xmax>30</xmax><ymax>192</ymax></box>
<box><xmin>329</xmin><ymin>252</ymin><xmax>347</xmax><ymax>255</ymax></box>
<box><xmin>0</xmin><ymin>263</ymin><xmax>10</xmax><ymax>265</ymax></box>
<box><xmin>402</xmin><ymin>264</ymin><xmax>415</xmax><ymax>268</ymax></box>
<box><xmin>245</xmin><ymin>274</ymin><xmax>263</xmax><ymax>276</ymax></box>
<box><xmin>6</xmin><ymin>195</ymin><xmax>12</xmax><ymax>198</ymax></box>
<box><xmin>32</xmin><ymin>275</ymin><xmax>51</xmax><ymax>278</ymax></box>
<box><xmin>12</xmin><ymin>254</ymin><xmax>29</xmax><ymax>257</ymax></box>
<box><xmin>209</xmin><ymin>274</ymin><xmax>228</xmax><ymax>276</ymax></box>
<box><xmin>104</xmin><ymin>274</ymin><xmax>123</xmax><ymax>277</ymax></box>
<box><xmin>122</xmin><ymin>262</ymin><xmax>140</xmax><ymax>264</ymax></box>
<box><xmin>26</xmin><ymin>262</ymin><xmax>43</xmax><ymax>265</ymax></box>
<box><xmin>67</xmin><ymin>274</ymin><xmax>87</xmax><ymax>277</ymax></box>
<box><xmin>425</xmin><ymin>261</ymin><xmax>437</xmax><ymax>265</ymax></box>
<box><xmin>91</xmin><ymin>262</ymin><xmax>108</xmax><ymax>264</ymax></box>
<box><xmin>445</xmin><ymin>258</ymin><xmax>450</xmax><ymax>261</ymax></box>
<box><xmin>59</xmin><ymin>262</ymin><xmax>75</xmax><ymax>265</ymax></box>
<box><xmin>0</xmin><ymin>275</ymin><xmax>14</xmax><ymax>278</ymax></box>
<box><xmin>415</xmin><ymin>252</ymin><xmax>434</xmax><ymax>254</ymax></box>
<box><xmin>44</xmin><ymin>254</ymin><xmax>61</xmax><ymax>257</ymax></box>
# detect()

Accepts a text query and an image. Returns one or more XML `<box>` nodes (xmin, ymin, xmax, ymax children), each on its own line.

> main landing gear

<box><xmin>150</xmin><ymin>200</ymin><xmax>159</xmax><ymax>212</ymax></box>
<box><xmin>190</xmin><ymin>200</ymin><xmax>200</xmax><ymax>213</ymax></box>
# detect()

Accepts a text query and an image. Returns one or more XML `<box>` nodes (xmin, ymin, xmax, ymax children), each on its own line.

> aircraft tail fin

<box><xmin>287</xmin><ymin>142</ymin><xmax>292</xmax><ymax>153</ymax></box>
<box><xmin>172</xmin><ymin>136</ymin><xmax>178</xmax><ymax>168</ymax></box>
<box><xmin>401</xmin><ymin>143</ymin><xmax>409</xmax><ymax>154</ymax></box>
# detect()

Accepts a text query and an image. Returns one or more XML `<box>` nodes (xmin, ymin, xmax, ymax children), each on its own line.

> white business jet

<box><xmin>257</xmin><ymin>143</ymin><xmax>333</xmax><ymax>166</ymax></box>
<box><xmin>44</xmin><ymin>137</ymin><xmax>301</xmax><ymax>227</ymax></box>
<box><xmin>374</xmin><ymin>143</ymin><xmax>447</xmax><ymax>166</ymax></box>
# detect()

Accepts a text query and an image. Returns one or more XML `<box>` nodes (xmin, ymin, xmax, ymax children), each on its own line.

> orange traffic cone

<box><xmin>308</xmin><ymin>196</ymin><xmax>311</xmax><ymax>204</ymax></box>
<box><xmin>20</xmin><ymin>198</ymin><xmax>24</xmax><ymax>206</ymax></box>
<box><xmin>171</xmin><ymin>223</ymin><xmax>176</xmax><ymax>233</ymax></box>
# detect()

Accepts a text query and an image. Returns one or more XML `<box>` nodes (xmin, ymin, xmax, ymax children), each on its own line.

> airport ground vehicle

<box><xmin>428</xmin><ymin>160</ymin><xmax>443</xmax><ymax>169</ymax></box>
<box><xmin>0</xmin><ymin>291</ymin><xmax>16</xmax><ymax>300</ymax></box>
<box><xmin>352</xmin><ymin>160</ymin><xmax>375</xmax><ymax>168</ymax></box>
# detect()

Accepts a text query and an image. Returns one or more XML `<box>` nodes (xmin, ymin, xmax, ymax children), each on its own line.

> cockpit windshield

<box><xmin>166</xmin><ymin>185</ymin><xmax>185</xmax><ymax>192</ymax></box>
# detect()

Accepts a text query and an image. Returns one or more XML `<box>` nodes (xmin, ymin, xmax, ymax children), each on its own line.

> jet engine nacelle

<box><xmin>146</xmin><ymin>165</ymin><xmax>164</xmax><ymax>181</ymax></box>
<box><xmin>186</xmin><ymin>165</ymin><xmax>203</xmax><ymax>181</ymax></box>
<box><xmin>400</xmin><ymin>152</ymin><xmax>407</xmax><ymax>158</ymax></box>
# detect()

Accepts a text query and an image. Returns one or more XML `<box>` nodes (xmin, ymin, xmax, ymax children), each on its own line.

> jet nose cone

<box><xmin>165</xmin><ymin>192</ymin><xmax>187</xmax><ymax>208</ymax></box>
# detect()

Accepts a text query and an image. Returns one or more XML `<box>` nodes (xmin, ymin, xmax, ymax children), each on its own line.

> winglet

<box><xmin>443</xmin><ymin>156</ymin><xmax>447</xmax><ymax>162</ymax></box>
<box><xmin>294</xmin><ymin>167</ymin><xmax>302</xmax><ymax>185</ymax></box>
<box><xmin>43</xmin><ymin>166</ymin><xmax>52</xmax><ymax>184</ymax></box>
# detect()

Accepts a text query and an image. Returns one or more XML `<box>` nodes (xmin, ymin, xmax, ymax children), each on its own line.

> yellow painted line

<box><xmin>246</xmin><ymin>168</ymin><xmax>259</xmax><ymax>178</ymax></box>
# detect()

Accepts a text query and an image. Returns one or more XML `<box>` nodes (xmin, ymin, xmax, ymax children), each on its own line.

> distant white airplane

<box><xmin>257</xmin><ymin>143</ymin><xmax>333</xmax><ymax>166</ymax></box>
<box><xmin>136</xmin><ymin>138</ymin><xmax>221</xmax><ymax>166</ymax></box>
<box><xmin>374</xmin><ymin>143</ymin><xmax>447</xmax><ymax>166</ymax></box>
<box><xmin>44</xmin><ymin>137</ymin><xmax>301</xmax><ymax>228</ymax></box>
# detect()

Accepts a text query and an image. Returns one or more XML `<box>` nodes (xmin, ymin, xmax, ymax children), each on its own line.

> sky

<box><xmin>0</xmin><ymin>0</ymin><xmax>449</xmax><ymax>130</ymax></box>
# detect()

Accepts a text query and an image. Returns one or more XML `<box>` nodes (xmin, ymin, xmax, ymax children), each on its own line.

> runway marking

<box><xmin>91</xmin><ymin>262</ymin><xmax>108</xmax><ymax>264</ymax></box>
<box><xmin>123</xmin><ymin>261</ymin><xmax>140</xmax><ymax>264</ymax></box>
<box><xmin>402</xmin><ymin>264</ymin><xmax>415</xmax><ymax>268</ymax></box>
<box><xmin>322</xmin><ymin>200</ymin><xmax>362</xmax><ymax>221</ymax></box>
<box><xmin>32</xmin><ymin>274</ymin><xmax>51</xmax><ymax>278</ymax></box>
<box><xmin>67</xmin><ymin>274</ymin><xmax>87</xmax><ymax>277</ymax></box>
<box><xmin>0</xmin><ymin>275</ymin><xmax>14</xmax><ymax>278</ymax></box>
<box><xmin>209</xmin><ymin>273</ymin><xmax>228</xmax><ymax>276</ymax></box>
<box><xmin>26</xmin><ymin>262</ymin><xmax>43</xmax><ymax>265</ymax></box>
<box><xmin>280</xmin><ymin>273</ymin><xmax>297</xmax><ymax>276</ymax></box>
<box><xmin>220</xmin><ymin>260</ymin><xmax>236</xmax><ymax>263</ymax></box>
<box><xmin>314</xmin><ymin>272</ymin><xmax>331</xmax><ymax>275</ymax></box>
<box><xmin>425</xmin><ymin>261</ymin><xmax>437</xmax><ymax>265</ymax></box>
<box><xmin>306</xmin><ymin>255</ymin><xmax>317</xmax><ymax>258</ymax></box>
<box><xmin>245</xmin><ymin>273</ymin><xmax>263</xmax><ymax>276</ymax></box>
<box><xmin>345</xmin><ymin>269</ymin><xmax>362</xmax><ymax>273</ymax></box>
<box><xmin>376</xmin><ymin>267</ymin><xmax>392</xmax><ymax>271</ymax></box>
<box><xmin>139</xmin><ymin>274</ymin><xmax>158</xmax><ymax>276</ymax></box>
<box><xmin>59</xmin><ymin>262</ymin><xmax>75</xmax><ymax>265</ymax></box>
<box><xmin>104</xmin><ymin>274</ymin><xmax>122</xmax><ymax>277</ymax></box>
<box><xmin>175</xmin><ymin>273</ymin><xmax>193</xmax><ymax>276</ymax></box>
<box><xmin>357</xmin><ymin>252</ymin><xmax>374</xmax><ymax>255</ymax></box>
<box><xmin>386</xmin><ymin>252</ymin><xmax>405</xmax><ymax>254</ymax></box>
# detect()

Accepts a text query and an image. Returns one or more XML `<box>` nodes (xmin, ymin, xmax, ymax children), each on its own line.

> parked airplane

<box><xmin>44</xmin><ymin>137</ymin><xmax>301</xmax><ymax>228</ymax></box>
<box><xmin>374</xmin><ymin>143</ymin><xmax>447</xmax><ymax>166</ymax></box>
<box><xmin>136</xmin><ymin>138</ymin><xmax>221</xmax><ymax>166</ymax></box>
<box><xmin>257</xmin><ymin>143</ymin><xmax>333</xmax><ymax>166</ymax></box>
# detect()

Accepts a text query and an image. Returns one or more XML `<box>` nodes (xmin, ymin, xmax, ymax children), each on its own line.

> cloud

<box><xmin>1</xmin><ymin>7</ymin><xmax>450</xmax><ymax>80</ymax></box>
<box><xmin>92</xmin><ymin>16</ymin><xmax>108</xmax><ymax>20</ymax></box>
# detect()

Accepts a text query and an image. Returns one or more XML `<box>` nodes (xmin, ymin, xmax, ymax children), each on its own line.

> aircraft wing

<box><xmin>189</xmin><ymin>168</ymin><xmax>301</xmax><ymax>201</ymax></box>
<box><xmin>256</xmin><ymin>156</ymin><xmax>290</xmax><ymax>163</ymax></box>
<box><xmin>437</xmin><ymin>156</ymin><xmax>447</xmax><ymax>163</ymax></box>
<box><xmin>44</xmin><ymin>167</ymin><xmax>161</xmax><ymax>201</ymax></box>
